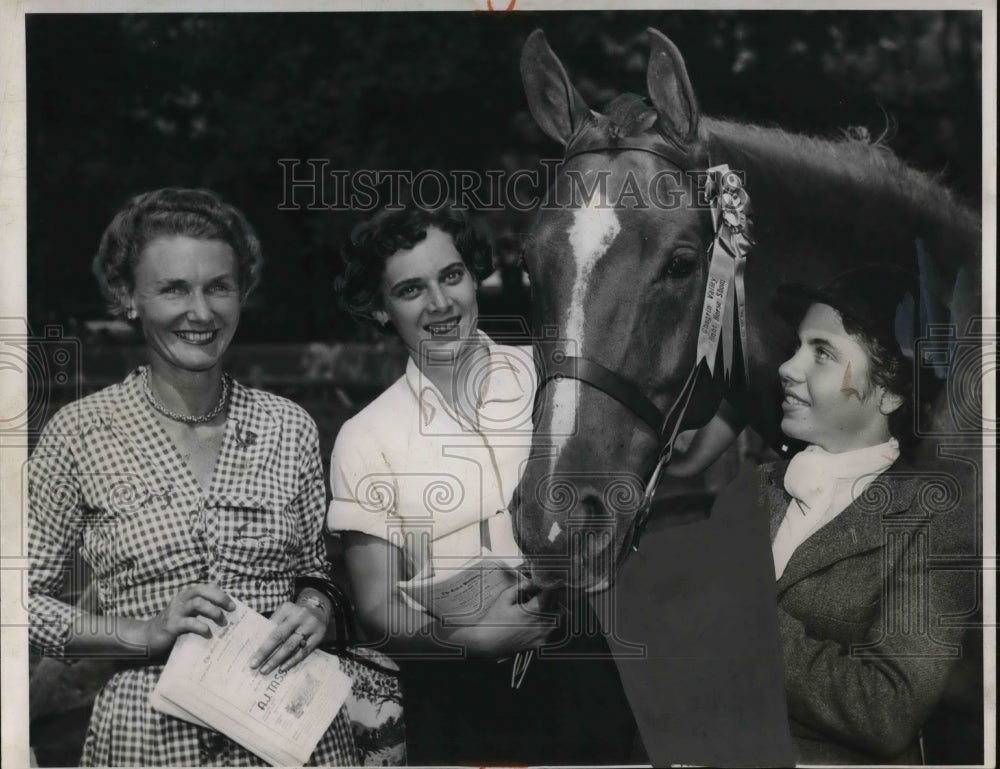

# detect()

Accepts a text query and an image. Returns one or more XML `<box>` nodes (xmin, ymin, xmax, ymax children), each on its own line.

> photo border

<box><xmin>2</xmin><ymin>2</ymin><xmax>994</xmax><ymax>767</ymax></box>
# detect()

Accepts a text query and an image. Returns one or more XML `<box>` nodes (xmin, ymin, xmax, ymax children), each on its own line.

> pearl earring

<box><xmin>126</xmin><ymin>307</ymin><xmax>138</xmax><ymax>320</ymax></box>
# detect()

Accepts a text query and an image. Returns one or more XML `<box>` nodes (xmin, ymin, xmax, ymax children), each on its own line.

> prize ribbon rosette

<box><xmin>695</xmin><ymin>164</ymin><xmax>755</xmax><ymax>382</ymax></box>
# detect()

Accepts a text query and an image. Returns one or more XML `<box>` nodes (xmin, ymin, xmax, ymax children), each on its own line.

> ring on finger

<box><xmin>291</xmin><ymin>631</ymin><xmax>307</xmax><ymax>649</ymax></box>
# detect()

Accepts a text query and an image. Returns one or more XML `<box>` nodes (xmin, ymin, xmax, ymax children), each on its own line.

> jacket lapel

<box><xmin>771</xmin><ymin>459</ymin><xmax>919</xmax><ymax>595</ymax></box>
<box><xmin>763</xmin><ymin>460</ymin><xmax>791</xmax><ymax>544</ymax></box>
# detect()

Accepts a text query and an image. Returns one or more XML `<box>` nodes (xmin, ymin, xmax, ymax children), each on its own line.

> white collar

<box><xmin>403</xmin><ymin>332</ymin><xmax>528</xmax><ymax>427</ymax></box>
<box><xmin>784</xmin><ymin>438</ymin><xmax>900</xmax><ymax>516</ymax></box>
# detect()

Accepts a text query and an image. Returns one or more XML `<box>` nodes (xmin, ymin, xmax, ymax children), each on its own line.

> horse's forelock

<box><xmin>603</xmin><ymin>93</ymin><xmax>659</xmax><ymax>139</ymax></box>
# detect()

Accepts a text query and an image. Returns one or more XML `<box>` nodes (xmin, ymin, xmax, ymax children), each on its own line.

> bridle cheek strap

<box><xmin>630</xmin><ymin>363</ymin><xmax>701</xmax><ymax>553</ymax></box>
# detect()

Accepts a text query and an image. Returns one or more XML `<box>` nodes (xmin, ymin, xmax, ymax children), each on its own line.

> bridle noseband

<box><xmin>532</xmin><ymin>133</ymin><xmax>753</xmax><ymax>569</ymax></box>
<box><xmin>534</xmin><ymin>333</ymin><xmax>703</xmax><ymax>567</ymax></box>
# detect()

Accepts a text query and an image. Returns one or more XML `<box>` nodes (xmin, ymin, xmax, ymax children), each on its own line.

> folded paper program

<box><xmin>398</xmin><ymin>556</ymin><xmax>522</xmax><ymax>620</ymax></box>
<box><xmin>150</xmin><ymin>599</ymin><xmax>352</xmax><ymax>767</ymax></box>
<box><xmin>398</xmin><ymin>510</ymin><xmax>525</xmax><ymax>620</ymax></box>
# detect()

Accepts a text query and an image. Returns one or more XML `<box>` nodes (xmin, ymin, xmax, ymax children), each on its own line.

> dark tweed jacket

<box><xmin>760</xmin><ymin>457</ymin><xmax>977</xmax><ymax>764</ymax></box>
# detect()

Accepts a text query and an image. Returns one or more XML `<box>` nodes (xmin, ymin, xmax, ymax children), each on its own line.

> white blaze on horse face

<box><xmin>548</xmin><ymin>190</ymin><xmax>621</xmax><ymax>471</ymax></box>
<box><xmin>566</xmin><ymin>190</ymin><xmax>621</xmax><ymax>346</ymax></box>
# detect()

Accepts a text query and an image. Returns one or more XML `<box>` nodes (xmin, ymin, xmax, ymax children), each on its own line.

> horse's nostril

<box><xmin>580</xmin><ymin>494</ymin><xmax>606</xmax><ymax>519</ymax></box>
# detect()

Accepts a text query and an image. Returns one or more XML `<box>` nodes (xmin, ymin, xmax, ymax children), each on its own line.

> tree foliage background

<box><xmin>27</xmin><ymin>10</ymin><xmax>982</xmax><ymax>342</ymax></box>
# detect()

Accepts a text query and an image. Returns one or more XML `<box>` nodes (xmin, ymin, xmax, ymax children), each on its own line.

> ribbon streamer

<box><xmin>695</xmin><ymin>248</ymin><xmax>734</xmax><ymax>376</ymax></box>
<box><xmin>696</xmin><ymin>164</ymin><xmax>754</xmax><ymax>383</ymax></box>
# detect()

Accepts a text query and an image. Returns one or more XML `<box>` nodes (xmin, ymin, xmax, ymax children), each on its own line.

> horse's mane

<box><xmin>592</xmin><ymin>97</ymin><xmax>980</xmax><ymax>269</ymax></box>
<box><xmin>703</xmin><ymin>117</ymin><xmax>981</xmax><ymax>267</ymax></box>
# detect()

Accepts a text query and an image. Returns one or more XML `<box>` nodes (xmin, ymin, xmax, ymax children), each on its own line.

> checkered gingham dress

<box><xmin>29</xmin><ymin>368</ymin><xmax>403</xmax><ymax>766</ymax></box>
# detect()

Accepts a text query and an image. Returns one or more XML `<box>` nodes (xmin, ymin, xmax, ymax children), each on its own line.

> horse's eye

<box><xmin>662</xmin><ymin>252</ymin><xmax>697</xmax><ymax>279</ymax></box>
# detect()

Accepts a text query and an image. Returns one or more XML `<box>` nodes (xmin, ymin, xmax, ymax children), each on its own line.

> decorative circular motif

<box><xmin>107</xmin><ymin>476</ymin><xmax>148</xmax><ymax>515</ymax></box>
<box><xmin>854</xmin><ymin>477</ymin><xmax>893</xmax><ymax>515</ymax></box>
<box><xmin>948</xmin><ymin>344</ymin><xmax>994</xmax><ymax>430</ymax></box>
<box><xmin>603</xmin><ymin>478</ymin><xmax>643</xmax><ymax>516</ymax></box>
<box><xmin>536</xmin><ymin>477</ymin><xmax>578</xmax><ymax>517</ymax></box>
<box><xmin>422</xmin><ymin>476</ymin><xmax>464</xmax><ymax>515</ymax></box>
<box><xmin>0</xmin><ymin>339</ymin><xmax>47</xmax><ymax>430</ymax></box>
<box><xmin>359</xmin><ymin>478</ymin><xmax>398</xmax><ymax>514</ymax></box>
<box><xmin>453</xmin><ymin>348</ymin><xmax>535</xmax><ymax>433</ymax></box>
<box><xmin>41</xmin><ymin>473</ymin><xmax>83</xmax><ymax>517</ymax></box>
<box><xmin>916</xmin><ymin>474</ymin><xmax>962</xmax><ymax>515</ymax></box>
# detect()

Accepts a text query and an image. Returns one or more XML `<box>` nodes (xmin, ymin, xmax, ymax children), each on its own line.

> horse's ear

<box><xmin>646</xmin><ymin>28</ymin><xmax>700</xmax><ymax>144</ymax></box>
<box><xmin>520</xmin><ymin>29</ymin><xmax>591</xmax><ymax>146</ymax></box>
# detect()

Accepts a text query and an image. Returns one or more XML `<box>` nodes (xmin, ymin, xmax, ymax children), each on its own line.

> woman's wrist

<box><xmin>295</xmin><ymin>587</ymin><xmax>333</xmax><ymax>619</ymax></box>
<box><xmin>293</xmin><ymin>575</ymin><xmax>343</xmax><ymax>608</ymax></box>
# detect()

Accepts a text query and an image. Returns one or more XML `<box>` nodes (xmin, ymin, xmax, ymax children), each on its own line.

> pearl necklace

<box><xmin>142</xmin><ymin>368</ymin><xmax>232</xmax><ymax>425</ymax></box>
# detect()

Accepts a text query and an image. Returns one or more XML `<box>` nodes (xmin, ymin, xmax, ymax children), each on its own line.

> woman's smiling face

<box><xmin>375</xmin><ymin>226</ymin><xmax>479</xmax><ymax>366</ymax></box>
<box><xmin>129</xmin><ymin>235</ymin><xmax>241</xmax><ymax>375</ymax></box>
<box><xmin>777</xmin><ymin>303</ymin><xmax>896</xmax><ymax>452</ymax></box>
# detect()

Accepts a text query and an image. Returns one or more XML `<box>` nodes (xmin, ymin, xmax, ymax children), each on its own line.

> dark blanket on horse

<box><xmin>611</xmin><ymin>460</ymin><xmax>795</xmax><ymax>767</ymax></box>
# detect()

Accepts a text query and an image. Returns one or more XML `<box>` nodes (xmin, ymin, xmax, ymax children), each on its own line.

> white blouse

<box><xmin>327</xmin><ymin>339</ymin><xmax>536</xmax><ymax>577</ymax></box>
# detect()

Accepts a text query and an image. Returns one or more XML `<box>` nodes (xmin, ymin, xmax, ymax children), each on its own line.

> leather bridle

<box><xmin>534</xmin><ymin>354</ymin><xmax>703</xmax><ymax>561</ymax></box>
<box><xmin>532</xmin><ymin>133</ymin><xmax>724</xmax><ymax>567</ymax></box>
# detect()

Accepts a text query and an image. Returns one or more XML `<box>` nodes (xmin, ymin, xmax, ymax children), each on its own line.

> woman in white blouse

<box><xmin>329</xmin><ymin>202</ymin><xmax>639</xmax><ymax>765</ymax></box>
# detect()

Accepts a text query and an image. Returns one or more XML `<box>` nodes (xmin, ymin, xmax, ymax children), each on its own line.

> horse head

<box><xmin>512</xmin><ymin>29</ymin><xmax>727</xmax><ymax>590</ymax></box>
<box><xmin>511</xmin><ymin>28</ymin><xmax>982</xmax><ymax>593</ymax></box>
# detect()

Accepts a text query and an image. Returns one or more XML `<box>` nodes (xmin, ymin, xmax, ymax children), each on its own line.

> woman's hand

<box><xmin>142</xmin><ymin>582</ymin><xmax>235</xmax><ymax>657</ymax></box>
<box><xmin>665</xmin><ymin>400</ymin><xmax>746</xmax><ymax>479</ymax></box>
<box><xmin>248</xmin><ymin>595</ymin><xmax>329</xmax><ymax>675</ymax></box>
<box><xmin>447</xmin><ymin>578</ymin><xmax>557</xmax><ymax>658</ymax></box>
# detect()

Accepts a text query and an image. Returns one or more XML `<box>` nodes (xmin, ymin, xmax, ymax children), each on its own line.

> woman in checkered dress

<box><xmin>28</xmin><ymin>188</ymin><xmax>404</xmax><ymax>766</ymax></box>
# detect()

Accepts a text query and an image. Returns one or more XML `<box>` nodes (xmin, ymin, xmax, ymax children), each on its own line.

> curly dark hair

<box><xmin>774</xmin><ymin>264</ymin><xmax>939</xmax><ymax>447</ymax></box>
<box><xmin>92</xmin><ymin>187</ymin><xmax>263</xmax><ymax>318</ymax></box>
<box><xmin>336</xmin><ymin>202</ymin><xmax>494</xmax><ymax>329</ymax></box>
<box><xmin>837</xmin><ymin>314</ymin><xmax>924</xmax><ymax>445</ymax></box>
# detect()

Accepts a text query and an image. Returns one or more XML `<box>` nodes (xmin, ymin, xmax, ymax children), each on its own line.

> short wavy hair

<box><xmin>92</xmin><ymin>187</ymin><xmax>263</xmax><ymax>317</ymax></box>
<box><xmin>837</xmin><ymin>314</ymin><xmax>936</xmax><ymax>447</ymax></box>
<box><xmin>336</xmin><ymin>202</ymin><xmax>494</xmax><ymax>329</ymax></box>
